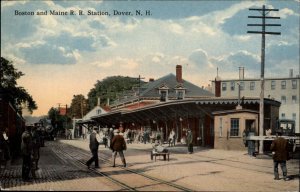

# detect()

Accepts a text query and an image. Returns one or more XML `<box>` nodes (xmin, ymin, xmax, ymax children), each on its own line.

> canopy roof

<box><xmin>89</xmin><ymin>97</ymin><xmax>280</xmax><ymax>127</ymax></box>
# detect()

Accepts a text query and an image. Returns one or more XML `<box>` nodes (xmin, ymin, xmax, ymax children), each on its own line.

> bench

<box><xmin>151</xmin><ymin>151</ymin><xmax>170</xmax><ymax>161</ymax></box>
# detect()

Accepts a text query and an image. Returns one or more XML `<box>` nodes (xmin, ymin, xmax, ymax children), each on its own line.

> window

<box><xmin>292</xmin><ymin>113</ymin><xmax>296</xmax><ymax>120</ymax></box>
<box><xmin>281</xmin><ymin>96</ymin><xmax>286</xmax><ymax>104</ymax></box>
<box><xmin>97</xmin><ymin>109</ymin><xmax>102</xmax><ymax>115</ymax></box>
<box><xmin>160</xmin><ymin>90</ymin><xmax>167</xmax><ymax>101</ymax></box>
<box><xmin>230</xmin><ymin>81</ymin><xmax>235</xmax><ymax>91</ymax></box>
<box><xmin>239</xmin><ymin>82</ymin><xmax>245</xmax><ymax>91</ymax></box>
<box><xmin>230</xmin><ymin>118</ymin><xmax>239</xmax><ymax>136</ymax></box>
<box><xmin>292</xmin><ymin>80</ymin><xmax>297</xmax><ymax>89</ymax></box>
<box><xmin>281</xmin><ymin>113</ymin><xmax>285</xmax><ymax>118</ymax></box>
<box><xmin>177</xmin><ymin>91</ymin><xmax>184</xmax><ymax>100</ymax></box>
<box><xmin>271</xmin><ymin>81</ymin><xmax>276</xmax><ymax>90</ymax></box>
<box><xmin>281</xmin><ymin>81</ymin><xmax>286</xmax><ymax>89</ymax></box>
<box><xmin>250</xmin><ymin>82</ymin><xmax>255</xmax><ymax>90</ymax></box>
<box><xmin>219</xmin><ymin>117</ymin><xmax>223</xmax><ymax>137</ymax></box>
<box><xmin>292</xmin><ymin>95</ymin><xmax>297</xmax><ymax>104</ymax></box>
<box><xmin>222</xmin><ymin>82</ymin><xmax>227</xmax><ymax>91</ymax></box>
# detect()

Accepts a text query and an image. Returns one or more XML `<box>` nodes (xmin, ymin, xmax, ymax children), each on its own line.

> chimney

<box><xmin>215</xmin><ymin>67</ymin><xmax>221</xmax><ymax>97</ymax></box>
<box><xmin>289</xmin><ymin>69</ymin><xmax>293</xmax><ymax>78</ymax></box>
<box><xmin>215</xmin><ymin>79</ymin><xmax>221</xmax><ymax>97</ymax></box>
<box><xmin>176</xmin><ymin>65</ymin><xmax>182</xmax><ymax>83</ymax></box>
<box><xmin>239</xmin><ymin>67</ymin><xmax>244</xmax><ymax>80</ymax></box>
<box><xmin>149</xmin><ymin>78</ymin><xmax>154</xmax><ymax>82</ymax></box>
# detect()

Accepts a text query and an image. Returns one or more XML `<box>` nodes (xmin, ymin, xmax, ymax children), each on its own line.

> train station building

<box><xmin>77</xmin><ymin>65</ymin><xmax>281</xmax><ymax>150</ymax></box>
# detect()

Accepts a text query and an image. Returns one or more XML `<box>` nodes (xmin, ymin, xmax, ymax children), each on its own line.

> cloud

<box><xmin>211</xmin><ymin>50</ymin><xmax>260</xmax><ymax>73</ymax></box>
<box><xmin>20</xmin><ymin>44</ymin><xmax>78</xmax><ymax>64</ymax></box>
<box><xmin>94</xmin><ymin>57</ymin><xmax>139</xmax><ymax>70</ymax></box>
<box><xmin>168</xmin><ymin>22</ymin><xmax>184</xmax><ymax>34</ymax></box>
<box><xmin>189</xmin><ymin>49</ymin><xmax>210</xmax><ymax>67</ymax></box>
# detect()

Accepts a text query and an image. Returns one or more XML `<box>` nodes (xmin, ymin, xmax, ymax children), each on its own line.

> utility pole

<box><xmin>137</xmin><ymin>75</ymin><xmax>145</xmax><ymax>107</ymax></box>
<box><xmin>247</xmin><ymin>5</ymin><xmax>280</xmax><ymax>154</ymax></box>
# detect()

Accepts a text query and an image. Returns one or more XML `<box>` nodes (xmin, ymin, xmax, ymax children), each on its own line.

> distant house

<box><xmin>75</xmin><ymin>98</ymin><xmax>108</xmax><ymax>138</ymax></box>
<box><xmin>58</xmin><ymin>106</ymin><xmax>67</xmax><ymax>116</ymax></box>
<box><xmin>211</xmin><ymin>68</ymin><xmax>300</xmax><ymax>133</ymax></box>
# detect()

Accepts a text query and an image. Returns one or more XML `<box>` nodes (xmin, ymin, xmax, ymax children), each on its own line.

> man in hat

<box><xmin>86</xmin><ymin>127</ymin><xmax>101</xmax><ymax>168</ymax></box>
<box><xmin>270</xmin><ymin>128</ymin><xmax>290</xmax><ymax>181</ymax></box>
<box><xmin>110</xmin><ymin>129</ymin><xmax>127</xmax><ymax>167</ymax></box>
<box><xmin>186</xmin><ymin>129</ymin><xmax>193</xmax><ymax>154</ymax></box>
<box><xmin>21</xmin><ymin>126</ymin><xmax>33</xmax><ymax>182</ymax></box>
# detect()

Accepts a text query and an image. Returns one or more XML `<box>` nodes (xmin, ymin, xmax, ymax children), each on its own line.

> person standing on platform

<box><xmin>186</xmin><ymin>129</ymin><xmax>193</xmax><ymax>154</ymax></box>
<box><xmin>1</xmin><ymin>128</ymin><xmax>10</xmax><ymax>167</ymax></box>
<box><xmin>271</xmin><ymin>129</ymin><xmax>290</xmax><ymax>181</ymax></box>
<box><xmin>21</xmin><ymin>126</ymin><xmax>33</xmax><ymax>182</ymax></box>
<box><xmin>168</xmin><ymin>129</ymin><xmax>176</xmax><ymax>147</ymax></box>
<box><xmin>31</xmin><ymin>126</ymin><xmax>41</xmax><ymax>171</ymax></box>
<box><xmin>86</xmin><ymin>128</ymin><xmax>101</xmax><ymax>168</ymax></box>
<box><xmin>108</xmin><ymin>128</ymin><xmax>114</xmax><ymax>148</ymax></box>
<box><xmin>110</xmin><ymin>129</ymin><xmax>127</xmax><ymax>167</ymax></box>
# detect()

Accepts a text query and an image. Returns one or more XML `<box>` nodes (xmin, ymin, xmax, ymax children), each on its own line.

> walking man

<box><xmin>270</xmin><ymin>129</ymin><xmax>290</xmax><ymax>181</ymax></box>
<box><xmin>21</xmin><ymin>126</ymin><xmax>33</xmax><ymax>182</ymax></box>
<box><xmin>86</xmin><ymin>128</ymin><xmax>101</xmax><ymax>168</ymax></box>
<box><xmin>110</xmin><ymin>129</ymin><xmax>127</xmax><ymax>167</ymax></box>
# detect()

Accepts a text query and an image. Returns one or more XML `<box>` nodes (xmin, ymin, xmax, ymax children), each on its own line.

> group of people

<box><xmin>21</xmin><ymin>125</ymin><xmax>42</xmax><ymax>182</ymax></box>
<box><xmin>85</xmin><ymin>125</ymin><xmax>291</xmax><ymax>182</ymax></box>
<box><xmin>85</xmin><ymin>126</ymin><xmax>196</xmax><ymax>169</ymax></box>
<box><xmin>2</xmin><ymin>120</ymin><xmax>291</xmax><ymax>184</ymax></box>
<box><xmin>86</xmin><ymin>126</ymin><xmax>127</xmax><ymax>168</ymax></box>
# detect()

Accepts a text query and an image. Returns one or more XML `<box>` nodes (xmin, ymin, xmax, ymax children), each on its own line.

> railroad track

<box><xmin>51</xmin><ymin>140</ymin><xmax>299</xmax><ymax>191</ymax></box>
<box><xmin>120</xmin><ymin>144</ymin><xmax>299</xmax><ymax>176</ymax></box>
<box><xmin>50</xmin><ymin>141</ymin><xmax>194</xmax><ymax>191</ymax></box>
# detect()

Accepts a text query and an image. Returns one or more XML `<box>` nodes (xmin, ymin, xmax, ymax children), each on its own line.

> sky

<box><xmin>1</xmin><ymin>0</ymin><xmax>299</xmax><ymax>117</ymax></box>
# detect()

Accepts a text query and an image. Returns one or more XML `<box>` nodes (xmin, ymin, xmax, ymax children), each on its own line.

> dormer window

<box><xmin>175</xmin><ymin>83</ymin><xmax>186</xmax><ymax>100</ymax></box>
<box><xmin>177</xmin><ymin>91</ymin><xmax>184</xmax><ymax>99</ymax></box>
<box><xmin>160</xmin><ymin>90</ymin><xmax>168</xmax><ymax>101</ymax></box>
<box><xmin>158</xmin><ymin>83</ymin><xmax>169</xmax><ymax>102</ymax></box>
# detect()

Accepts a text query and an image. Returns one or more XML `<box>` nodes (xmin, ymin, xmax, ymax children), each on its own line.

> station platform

<box><xmin>1</xmin><ymin>138</ymin><xmax>299</xmax><ymax>191</ymax></box>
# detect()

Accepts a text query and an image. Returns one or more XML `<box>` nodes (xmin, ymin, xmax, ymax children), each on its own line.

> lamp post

<box><xmin>180</xmin><ymin>117</ymin><xmax>183</xmax><ymax>142</ymax></box>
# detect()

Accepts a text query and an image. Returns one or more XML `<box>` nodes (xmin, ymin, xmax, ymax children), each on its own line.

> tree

<box><xmin>0</xmin><ymin>57</ymin><xmax>37</xmax><ymax>114</ymax></box>
<box><xmin>87</xmin><ymin>76</ymin><xmax>144</xmax><ymax>109</ymax></box>
<box><xmin>69</xmin><ymin>94</ymin><xmax>89</xmax><ymax>119</ymax></box>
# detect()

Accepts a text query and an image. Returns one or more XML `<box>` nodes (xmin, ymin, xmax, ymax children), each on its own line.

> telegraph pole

<box><xmin>136</xmin><ymin>75</ymin><xmax>145</xmax><ymax>107</ymax></box>
<box><xmin>247</xmin><ymin>5</ymin><xmax>280</xmax><ymax>154</ymax></box>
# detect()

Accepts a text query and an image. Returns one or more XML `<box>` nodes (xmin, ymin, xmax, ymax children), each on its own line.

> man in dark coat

<box><xmin>21</xmin><ymin>126</ymin><xmax>33</xmax><ymax>182</ymax></box>
<box><xmin>186</xmin><ymin>129</ymin><xmax>193</xmax><ymax>154</ymax></box>
<box><xmin>86</xmin><ymin>128</ymin><xmax>101</xmax><ymax>168</ymax></box>
<box><xmin>270</xmin><ymin>129</ymin><xmax>289</xmax><ymax>181</ymax></box>
<box><xmin>31</xmin><ymin>126</ymin><xmax>41</xmax><ymax>170</ymax></box>
<box><xmin>110</xmin><ymin>129</ymin><xmax>127</xmax><ymax>167</ymax></box>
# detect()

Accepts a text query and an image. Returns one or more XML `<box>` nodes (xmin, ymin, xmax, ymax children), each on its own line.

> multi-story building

<box><xmin>211</xmin><ymin>68</ymin><xmax>300</xmax><ymax>133</ymax></box>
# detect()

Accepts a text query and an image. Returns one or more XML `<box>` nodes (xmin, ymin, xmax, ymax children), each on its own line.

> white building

<box><xmin>211</xmin><ymin>68</ymin><xmax>300</xmax><ymax>133</ymax></box>
<box><xmin>74</xmin><ymin>97</ymin><xmax>108</xmax><ymax>139</ymax></box>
